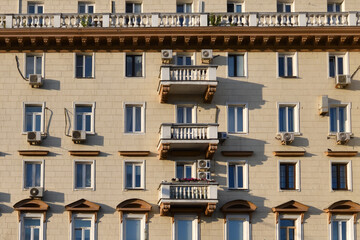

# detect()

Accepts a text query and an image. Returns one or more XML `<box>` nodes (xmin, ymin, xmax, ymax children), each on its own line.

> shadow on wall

<box><xmin>41</xmin><ymin>79</ymin><xmax>61</xmax><ymax>91</ymax></box>
<box><xmin>94</xmin><ymin>202</ymin><xmax>116</xmax><ymax>223</ymax></box>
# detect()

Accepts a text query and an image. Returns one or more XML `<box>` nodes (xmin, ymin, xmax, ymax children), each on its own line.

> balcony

<box><xmin>1</xmin><ymin>12</ymin><xmax>359</xmax><ymax>28</ymax></box>
<box><xmin>158</xmin><ymin>181</ymin><xmax>218</xmax><ymax>216</ymax></box>
<box><xmin>158</xmin><ymin>65</ymin><xmax>217</xmax><ymax>103</ymax></box>
<box><xmin>157</xmin><ymin>123</ymin><xmax>219</xmax><ymax>160</ymax></box>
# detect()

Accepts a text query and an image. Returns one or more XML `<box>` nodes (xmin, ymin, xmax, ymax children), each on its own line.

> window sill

<box><xmin>123</xmin><ymin>132</ymin><xmax>145</xmax><ymax>135</ymax></box>
<box><xmin>124</xmin><ymin>76</ymin><xmax>144</xmax><ymax>79</ymax></box>
<box><xmin>328</xmin><ymin>132</ymin><xmax>353</xmax><ymax>137</ymax></box>
<box><xmin>278</xmin><ymin>76</ymin><xmax>298</xmax><ymax>79</ymax></box>
<box><xmin>331</xmin><ymin>189</ymin><xmax>351</xmax><ymax>192</ymax></box>
<box><xmin>279</xmin><ymin>189</ymin><xmax>301</xmax><ymax>192</ymax></box>
<box><xmin>75</xmin><ymin>77</ymin><xmax>95</xmax><ymax>79</ymax></box>
<box><xmin>124</xmin><ymin>188</ymin><xmax>145</xmax><ymax>191</ymax></box>
<box><xmin>277</xmin><ymin>132</ymin><xmax>302</xmax><ymax>136</ymax></box>
<box><xmin>227</xmin><ymin>132</ymin><xmax>249</xmax><ymax>135</ymax></box>
<box><xmin>22</xmin><ymin>131</ymin><xmax>45</xmax><ymax>135</ymax></box>
<box><xmin>227</xmin><ymin>188</ymin><xmax>249</xmax><ymax>191</ymax></box>
<box><xmin>227</xmin><ymin>75</ymin><xmax>247</xmax><ymax>79</ymax></box>
<box><xmin>74</xmin><ymin>188</ymin><xmax>95</xmax><ymax>191</ymax></box>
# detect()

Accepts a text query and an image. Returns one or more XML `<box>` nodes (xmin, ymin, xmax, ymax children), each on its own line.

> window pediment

<box><xmin>117</xmin><ymin>199</ymin><xmax>152</xmax><ymax>223</ymax></box>
<box><xmin>272</xmin><ymin>200</ymin><xmax>309</xmax><ymax>223</ymax></box>
<box><xmin>13</xmin><ymin>198</ymin><xmax>49</xmax><ymax>222</ymax></box>
<box><xmin>65</xmin><ymin>198</ymin><xmax>100</xmax><ymax>212</ymax></box>
<box><xmin>324</xmin><ymin>200</ymin><xmax>360</xmax><ymax>224</ymax></box>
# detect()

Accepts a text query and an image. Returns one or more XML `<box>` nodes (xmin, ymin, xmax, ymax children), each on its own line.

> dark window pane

<box><xmin>287</xmin><ymin>57</ymin><xmax>293</xmax><ymax>76</ymax></box>
<box><xmin>332</xmin><ymin>165</ymin><xmax>337</xmax><ymax>189</ymax></box>
<box><xmin>280</xmin><ymin>219</ymin><xmax>295</xmax><ymax>227</ymax></box>
<box><xmin>329</xmin><ymin>56</ymin><xmax>335</xmax><ymax>77</ymax></box>
<box><xmin>337</xmin><ymin>57</ymin><xmax>343</xmax><ymax>75</ymax></box>
<box><xmin>235</xmin><ymin>5</ymin><xmax>242</xmax><ymax>13</ymax></box>
<box><xmin>135</xmin><ymin>107</ymin><xmax>141</xmax><ymax>131</ymax></box>
<box><xmin>126</xmin><ymin>107</ymin><xmax>133</xmax><ymax>132</ymax></box>
<box><xmin>85</xmin><ymin>55</ymin><xmax>92</xmax><ymax>77</ymax></box>
<box><xmin>76</xmin><ymin>106</ymin><xmax>92</xmax><ymax>113</ymax></box>
<box><xmin>26</xmin><ymin>164</ymin><xmax>33</xmax><ymax>187</ymax></box>
<box><xmin>229</xmin><ymin>165</ymin><xmax>235</xmax><ymax>188</ymax></box>
<box><xmin>288</xmin><ymin>107</ymin><xmax>294</xmax><ymax>132</ymax></box>
<box><xmin>285</xmin><ymin>5</ymin><xmax>291</xmax><ymax>12</ymax></box>
<box><xmin>35</xmin><ymin>115</ymin><xmax>41</xmax><ymax>131</ymax></box>
<box><xmin>177</xmin><ymin>165</ymin><xmax>184</xmax><ymax>178</ymax></box>
<box><xmin>126</xmin><ymin>164</ymin><xmax>133</xmax><ymax>188</ymax></box>
<box><xmin>227</xmin><ymin>3</ymin><xmax>234</xmax><ymax>12</ymax></box>
<box><xmin>135</xmin><ymin>165</ymin><xmax>141</xmax><ymax>187</ymax></box>
<box><xmin>237</xmin><ymin>165</ymin><xmax>243</xmax><ymax>188</ymax></box>
<box><xmin>185</xmin><ymin>107</ymin><xmax>192</xmax><ymax>123</ymax></box>
<box><xmin>85</xmin><ymin>115</ymin><xmax>91</xmax><ymax>131</ymax></box>
<box><xmin>177</xmin><ymin>107</ymin><xmax>184</xmax><ymax>123</ymax></box>
<box><xmin>280</xmin><ymin>165</ymin><xmax>286</xmax><ymax>189</ymax></box>
<box><xmin>36</xmin><ymin>56</ymin><xmax>42</xmax><ymax>75</ymax></box>
<box><xmin>126</xmin><ymin>3</ymin><xmax>133</xmax><ymax>13</ymax></box>
<box><xmin>228</xmin><ymin>55</ymin><xmax>235</xmax><ymax>77</ymax></box>
<box><xmin>236</xmin><ymin>107</ymin><xmax>243</xmax><ymax>132</ymax></box>
<box><xmin>26</xmin><ymin>56</ymin><xmax>34</xmax><ymax>78</ymax></box>
<box><xmin>228</xmin><ymin>107</ymin><xmax>235</xmax><ymax>132</ymax></box>
<box><xmin>28</xmin><ymin>5</ymin><xmax>35</xmax><ymax>13</ymax></box>
<box><xmin>76</xmin><ymin>164</ymin><xmax>83</xmax><ymax>188</ymax></box>
<box><xmin>330</xmin><ymin>107</ymin><xmax>337</xmax><ymax>132</ymax></box>
<box><xmin>88</xmin><ymin>5</ymin><xmax>94</xmax><ymax>13</ymax></box>
<box><xmin>126</xmin><ymin>56</ymin><xmax>133</xmax><ymax>77</ymax></box>
<box><xmin>339</xmin><ymin>107</ymin><xmax>345</xmax><ymax>132</ymax></box>
<box><xmin>185</xmin><ymin>166</ymin><xmax>192</xmax><ymax>178</ymax></box>
<box><xmin>134</xmin><ymin>56</ymin><xmax>142</xmax><ymax>77</ymax></box>
<box><xmin>341</xmin><ymin>221</ymin><xmax>347</xmax><ymax>240</ymax></box>
<box><xmin>76</xmin><ymin>55</ymin><xmax>83</xmax><ymax>77</ymax></box>
<box><xmin>37</xmin><ymin>6</ymin><xmax>43</xmax><ymax>13</ymax></box>
<box><xmin>176</xmin><ymin>4</ymin><xmax>184</xmax><ymax>13</ymax></box>
<box><xmin>279</xmin><ymin>107</ymin><xmax>286</xmax><ymax>132</ymax></box>
<box><xmin>336</xmin><ymin>4</ymin><xmax>341</xmax><ymax>12</ymax></box>
<box><xmin>288</xmin><ymin>165</ymin><xmax>295</xmax><ymax>189</ymax></box>
<box><xmin>332</xmin><ymin>221</ymin><xmax>339</xmax><ymax>240</ymax></box>
<box><xmin>327</xmin><ymin>4</ymin><xmax>333</xmax><ymax>12</ymax></box>
<box><xmin>278</xmin><ymin>56</ymin><xmax>285</xmax><ymax>77</ymax></box>
<box><xmin>277</xmin><ymin>3</ymin><xmax>283</xmax><ymax>12</ymax></box>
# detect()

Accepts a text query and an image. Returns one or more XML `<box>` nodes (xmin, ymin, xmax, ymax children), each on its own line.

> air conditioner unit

<box><xmin>197</xmin><ymin>171</ymin><xmax>211</xmax><ymax>180</ymax></box>
<box><xmin>279</xmin><ymin>132</ymin><xmax>294</xmax><ymax>145</ymax></box>
<box><xmin>161</xmin><ymin>50</ymin><xmax>173</xmax><ymax>64</ymax></box>
<box><xmin>218</xmin><ymin>132</ymin><xmax>228</xmax><ymax>143</ymax></box>
<box><xmin>29</xmin><ymin>187</ymin><xmax>44</xmax><ymax>198</ymax></box>
<box><xmin>201</xmin><ymin>49</ymin><xmax>213</xmax><ymax>63</ymax></box>
<box><xmin>29</xmin><ymin>74</ymin><xmax>43</xmax><ymax>88</ymax></box>
<box><xmin>27</xmin><ymin>131</ymin><xmax>42</xmax><ymax>145</ymax></box>
<box><xmin>318</xmin><ymin>95</ymin><xmax>329</xmax><ymax>115</ymax></box>
<box><xmin>335</xmin><ymin>75</ymin><xmax>351</xmax><ymax>89</ymax></box>
<box><xmin>72</xmin><ymin>130</ymin><xmax>86</xmax><ymax>143</ymax></box>
<box><xmin>336</xmin><ymin>132</ymin><xmax>351</xmax><ymax>145</ymax></box>
<box><xmin>197</xmin><ymin>159</ymin><xmax>211</xmax><ymax>169</ymax></box>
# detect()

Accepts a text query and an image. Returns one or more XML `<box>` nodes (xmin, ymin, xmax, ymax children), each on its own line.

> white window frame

<box><xmin>328</xmin><ymin>52</ymin><xmax>349</xmax><ymax>78</ymax></box>
<box><xmin>227</xmin><ymin>160</ymin><xmax>249</xmax><ymax>190</ymax></box>
<box><xmin>277</xmin><ymin>102</ymin><xmax>300</xmax><ymax>134</ymax></box>
<box><xmin>277</xmin><ymin>52</ymin><xmax>298</xmax><ymax>78</ymax></box>
<box><xmin>328</xmin><ymin>103</ymin><xmax>351</xmax><ymax>135</ymax></box>
<box><xmin>277</xmin><ymin>1</ymin><xmax>294</xmax><ymax>12</ymax></box>
<box><xmin>74</xmin><ymin>53</ymin><xmax>95</xmax><ymax>78</ymax></box>
<box><xmin>125</xmin><ymin>2</ymin><xmax>142</xmax><ymax>13</ymax></box>
<box><xmin>330</xmin><ymin>160</ymin><xmax>352</xmax><ymax>191</ymax></box>
<box><xmin>123</xmin><ymin>160</ymin><xmax>145</xmax><ymax>190</ymax></box>
<box><xmin>329</xmin><ymin>214</ymin><xmax>355</xmax><ymax>240</ymax></box>
<box><xmin>173</xmin><ymin>214</ymin><xmax>199</xmax><ymax>240</ymax></box>
<box><xmin>278</xmin><ymin>160</ymin><xmax>300</xmax><ymax>191</ymax></box>
<box><xmin>226</xmin><ymin>103</ymin><xmax>249</xmax><ymax>134</ymax></box>
<box><xmin>175</xmin><ymin>161</ymin><xmax>196</xmax><ymax>178</ymax></box>
<box><xmin>123</xmin><ymin>102</ymin><xmax>146</xmax><ymax>134</ymax></box>
<box><xmin>121</xmin><ymin>213</ymin><xmax>146</xmax><ymax>240</ymax></box>
<box><xmin>27</xmin><ymin>2</ymin><xmax>44</xmax><ymax>13</ymax></box>
<box><xmin>124</xmin><ymin>53</ymin><xmax>145</xmax><ymax>78</ymax></box>
<box><xmin>227</xmin><ymin>52</ymin><xmax>248</xmax><ymax>78</ymax></box>
<box><xmin>224</xmin><ymin>214</ymin><xmax>250</xmax><ymax>240</ymax></box>
<box><xmin>23</xmin><ymin>159</ymin><xmax>45</xmax><ymax>190</ymax></box>
<box><xmin>327</xmin><ymin>1</ymin><xmax>344</xmax><ymax>12</ymax></box>
<box><xmin>73</xmin><ymin>160</ymin><xmax>95</xmax><ymax>191</ymax></box>
<box><xmin>78</xmin><ymin>2</ymin><xmax>95</xmax><ymax>13</ymax></box>
<box><xmin>24</xmin><ymin>53</ymin><xmax>45</xmax><ymax>78</ymax></box>
<box><xmin>73</xmin><ymin>102</ymin><xmax>96</xmax><ymax>134</ymax></box>
<box><xmin>70</xmin><ymin>213</ymin><xmax>96</xmax><ymax>240</ymax></box>
<box><xmin>176</xmin><ymin>3</ymin><xmax>193</xmax><ymax>13</ymax></box>
<box><xmin>175</xmin><ymin>105</ymin><xmax>197</xmax><ymax>123</ymax></box>
<box><xmin>22</xmin><ymin>102</ymin><xmax>46</xmax><ymax>134</ymax></box>
<box><xmin>276</xmin><ymin>214</ymin><xmax>302</xmax><ymax>240</ymax></box>
<box><xmin>19</xmin><ymin>213</ymin><xmax>46</xmax><ymax>240</ymax></box>
<box><xmin>175</xmin><ymin>53</ymin><xmax>196</xmax><ymax>65</ymax></box>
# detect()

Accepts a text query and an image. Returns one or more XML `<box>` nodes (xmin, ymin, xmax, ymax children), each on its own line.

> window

<box><xmin>227</xmin><ymin>104</ymin><xmax>248</xmax><ymax>133</ymax></box>
<box><xmin>278</xmin><ymin>53</ymin><xmax>297</xmax><ymax>77</ymax></box>
<box><xmin>328</xmin><ymin>2</ymin><xmax>342</xmax><ymax>12</ymax></box>
<box><xmin>24</xmin><ymin>160</ymin><xmax>44</xmax><ymax>189</ymax></box>
<box><xmin>124</xmin><ymin>161</ymin><xmax>145</xmax><ymax>189</ymax></box>
<box><xmin>228</xmin><ymin>161</ymin><xmax>248</xmax><ymax>190</ymax></box>
<box><xmin>280</xmin><ymin>163</ymin><xmax>295</xmax><ymax>190</ymax></box>
<box><xmin>277</xmin><ymin>2</ymin><xmax>292</xmax><ymax>12</ymax></box>
<box><xmin>176</xmin><ymin>105</ymin><xmax>196</xmax><ymax>123</ymax></box>
<box><xmin>331</xmin><ymin>161</ymin><xmax>352</xmax><ymax>191</ymax></box>
<box><xmin>329</xmin><ymin>54</ymin><xmax>348</xmax><ymax>78</ymax></box>
<box><xmin>176</xmin><ymin>54</ymin><xmax>194</xmax><ymax>66</ymax></box>
<box><xmin>176</xmin><ymin>3</ymin><xmax>192</xmax><ymax>13</ymax></box>
<box><xmin>74</xmin><ymin>102</ymin><xmax>95</xmax><ymax>133</ymax></box>
<box><xmin>176</xmin><ymin>162</ymin><xmax>195</xmax><ymax>178</ymax></box>
<box><xmin>122</xmin><ymin>214</ymin><xmax>146</xmax><ymax>240</ymax></box>
<box><xmin>124</xmin><ymin>103</ymin><xmax>145</xmax><ymax>133</ymax></box>
<box><xmin>126</xmin><ymin>54</ymin><xmax>143</xmax><ymax>77</ymax></box>
<box><xmin>280</xmin><ymin>219</ymin><xmax>295</xmax><ymax>240</ymax></box>
<box><xmin>75</xmin><ymin>53</ymin><xmax>94</xmax><ymax>78</ymax></box>
<box><xmin>71</xmin><ymin>214</ymin><xmax>95</xmax><ymax>240</ymax></box>
<box><xmin>278</xmin><ymin>103</ymin><xmax>299</xmax><ymax>133</ymax></box>
<box><xmin>330</xmin><ymin>215</ymin><xmax>355</xmax><ymax>240</ymax></box>
<box><xmin>329</xmin><ymin>104</ymin><xmax>351</xmax><ymax>133</ymax></box>
<box><xmin>25</xmin><ymin>54</ymin><xmax>43</xmax><ymax>78</ymax></box>
<box><xmin>225</xmin><ymin>214</ymin><xmax>250</xmax><ymax>240</ymax></box>
<box><xmin>174</xmin><ymin>215</ymin><xmax>198</xmax><ymax>240</ymax></box>
<box><xmin>228</xmin><ymin>54</ymin><xmax>247</xmax><ymax>77</ymax></box>
<box><xmin>28</xmin><ymin>3</ymin><xmax>44</xmax><ymax>14</ymax></box>
<box><xmin>227</xmin><ymin>2</ymin><xmax>243</xmax><ymax>12</ymax></box>
<box><xmin>78</xmin><ymin>2</ymin><xmax>94</xmax><ymax>13</ymax></box>
<box><xmin>126</xmin><ymin>2</ymin><xmax>142</xmax><ymax>13</ymax></box>
<box><xmin>74</xmin><ymin>160</ymin><xmax>95</xmax><ymax>190</ymax></box>
<box><xmin>20</xmin><ymin>214</ymin><xmax>45</xmax><ymax>240</ymax></box>
<box><xmin>23</xmin><ymin>103</ymin><xmax>45</xmax><ymax>133</ymax></box>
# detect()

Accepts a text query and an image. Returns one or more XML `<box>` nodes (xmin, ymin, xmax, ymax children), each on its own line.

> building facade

<box><xmin>0</xmin><ymin>0</ymin><xmax>360</xmax><ymax>239</ymax></box>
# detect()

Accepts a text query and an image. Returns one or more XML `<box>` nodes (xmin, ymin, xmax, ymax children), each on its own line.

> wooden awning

<box><xmin>116</xmin><ymin>199</ymin><xmax>152</xmax><ymax>223</ymax></box>
<box><xmin>324</xmin><ymin>200</ymin><xmax>360</xmax><ymax>224</ymax></box>
<box><xmin>13</xmin><ymin>198</ymin><xmax>49</xmax><ymax>222</ymax></box>
<box><xmin>221</xmin><ymin>200</ymin><xmax>257</xmax><ymax>222</ymax></box>
<box><xmin>272</xmin><ymin>200</ymin><xmax>309</xmax><ymax>223</ymax></box>
<box><xmin>65</xmin><ymin>199</ymin><xmax>100</xmax><ymax>223</ymax></box>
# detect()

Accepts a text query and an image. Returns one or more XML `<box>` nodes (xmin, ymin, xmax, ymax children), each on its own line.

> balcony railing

<box><xmin>161</xmin><ymin>65</ymin><xmax>217</xmax><ymax>82</ymax></box>
<box><xmin>1</xmin><ymin>12</ymin><xmax>359</xmax><ymax>28</ymax></box>
<box><xmin>159</xmin><ymin>181</ymin><xmax>218</xmax><ymax>201</ymax></box>
<box><xmin>159</xmin><ymin>123</ymin><xmax>218</xmax><ymax>140</ymax></box>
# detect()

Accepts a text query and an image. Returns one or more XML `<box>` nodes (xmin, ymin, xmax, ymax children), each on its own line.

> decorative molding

<box><xmin>158</xmin><ymin>143</ymin><xmax>170</xmax><ymax>160</ymax></box>
<box><xmin>65</xmin><ymin>199</ymin><xmax>100</xmax><ymax>223</ymax></box>
<box><xmin>272</xmin><ymin>200</ymin><xmax>309</xmax><ymax>223</ymax></box>
<box><xmin>116</xmin><ymin>199</ymin><xmax>152</xmax><ymax>223</ymax></box>
<box><xmin>204</xmin><ymin>85</ymin><xmax>217</xmax><ymax>103</ymax></box>
<box><xmin>221</xmin><ymin>200</ymin><xmax>257</xmax><ymax>223</ymax></box>
<box><xmin>13</xmin><ymin>198</ymin><xmax>49</xmax><ymax>222</ymax></box>
<box><xmin>205</xmin><ymin>203</ymin><xmax>217</xmax><ymax>216</ymax></box>
<box><xmin>324</xmin><ymin>200</ymin><xmax>360</xmax><ymax>224</ymax></box>
<box><xmin>206</xmin><ymin>143</ymin><xmax>218</xmax><ymax>159</ymax></box>
<box><xmin>159</xmin><ymin>85</ymin><xmax>170</xmax><ymax>103</ymax></box>
<box><xmin>69</xmin><ymin>150</ymin><xmax>100</xmax><ymax>156</ymax></box>
<box><xmin>221</xmin><ymin>151</ymin><xmax>254</xmax><ymax>157</ymax></box>
<box><xmin>119</xmin><ymin>151</ymin><xmax>150</xmax><ymax>157</ymax></box>
<box><xmin>160</xmin><ymin>203</ymin><xmax>171</xmax><ymax>216</ymax></box>
<box><xmin>18</xmin><ymin>150</ymin><xmax>49</xmax><ymax>156</ymax></box>
<box><xmin>324</xmin><ymin>151</ymin><xmax>358</xmax><ymax>157</ymax></box>
<box><xmin>273</xmin><ymin>151</ymin><xmax>306</xmax><ymax>157</ymax></box>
